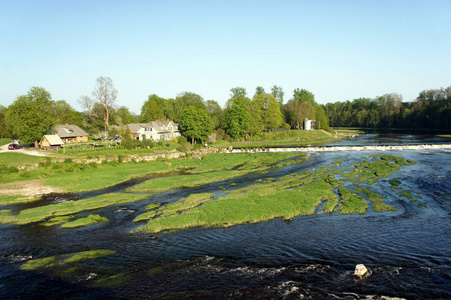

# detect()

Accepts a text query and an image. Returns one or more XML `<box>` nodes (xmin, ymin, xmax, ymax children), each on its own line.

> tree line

<box><xmin>0</xmin><ymin>77</ymin><xmax>329</xmax><ymax>145</ymax></box>
<box><xmin>323</xmin><ymin>86</ymin><xmax>451</xmax><ymax>130</ymax></box>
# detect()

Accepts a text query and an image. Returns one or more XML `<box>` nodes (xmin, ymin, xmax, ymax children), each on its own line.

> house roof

<box><xmin>141</xmin><ymin>120</ymin><xmax>179</xmax><ymax>133</ymax></box>
<box><xmin>42</xmin><ymin>135</ymin><xmax>65</xmax><ymax>145</ymax></box>
<box><xmin>55</xmin><ymin>125</ymin><xmax>88</xmax><ymax>138</ymax></box>
<box><xmin>123</xmin><ymin>123</ymin><xmax>147</xmax><ymax>134</ymax></box>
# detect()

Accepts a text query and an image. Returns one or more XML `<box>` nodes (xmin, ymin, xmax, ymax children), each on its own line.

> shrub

<box><xmin>177</xmin><ymin>136</ymin><xmax>188</xmax><ymax>144</ymax></box>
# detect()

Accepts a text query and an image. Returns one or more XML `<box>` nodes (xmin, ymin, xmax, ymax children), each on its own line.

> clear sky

<box><xmin>1</xmin><ymin>0</ymin><xmax>450</xmax><ymax>114</ymax></box>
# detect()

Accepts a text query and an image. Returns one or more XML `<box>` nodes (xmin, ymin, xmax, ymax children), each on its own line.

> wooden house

<box><xmin>39</xmin><ymin>135</ymin><xmax>65</xmax><ymax>150</ymax></box>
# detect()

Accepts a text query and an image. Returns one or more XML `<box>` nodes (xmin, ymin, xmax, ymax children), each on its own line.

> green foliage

<box><xmin>140</xmin><ymin>97</ymin><xmax>165</xmax><ymax>122</ymax></box>
<box><xmin>253</xmin><ymin>94</ymin><xmax>283</xmax><ymax>131</ymax></box>
<box><xmin>179</xmin><ymin>106</ymin><xmax>213</xmax><ymax>144</ymax></box>
<box><xmin>230</xmin><ymin>87</ymin><xmax>247</xmax><ymax>99</ymax></box>
<box><xmin>223</xmin><ymin>98</ymin><xmax>252</xmax><ymax>139</ymax></box>
<box><xmin>323</xmin><ymin>86</ymin><xmax>451</xmax><ymax>129</ymax></box>
<box><xmin>6</xmin><ymin>87</ymin><xmax>54</xmax><ymax>144</ymax></box>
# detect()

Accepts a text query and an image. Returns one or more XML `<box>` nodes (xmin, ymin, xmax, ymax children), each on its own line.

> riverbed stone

<box><xmin>354</xmin><ymin>264</ymin><xmax>368</xmax><ymax>277</ymax></box>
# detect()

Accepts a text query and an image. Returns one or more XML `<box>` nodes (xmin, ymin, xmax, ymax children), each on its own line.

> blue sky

<box><xmin>1</xmin><ymin>0</ymin><xmax>450</xmax><ymax>114</ymax></box>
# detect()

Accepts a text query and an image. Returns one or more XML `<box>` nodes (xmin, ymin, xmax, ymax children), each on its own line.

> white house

<box><xmin>136</xmin><ymin>120</ymin><xmax>181</xmax><ymax>141</ymax></box>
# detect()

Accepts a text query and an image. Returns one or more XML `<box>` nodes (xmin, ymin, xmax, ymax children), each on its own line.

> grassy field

<box><xmin>0</xmin><ymin>138</ymin><xmax>11</xmax><ymax>146</ymax></box>
<box><xmin>1</xmin><ymin>143</ymin><xmax>416</xmax><ymax>233</ymax></box>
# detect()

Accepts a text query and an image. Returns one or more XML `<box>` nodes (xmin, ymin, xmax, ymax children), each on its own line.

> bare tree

<box><xmin>78</xmin><ymin>76</ymin><xmax>118</xmax><ymax>130</ymax></box>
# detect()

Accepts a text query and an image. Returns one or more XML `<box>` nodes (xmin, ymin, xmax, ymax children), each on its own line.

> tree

<box><xmin>5</xmin><ymin>87</ymin><xmax>54</xmax><ymax>144</ymax></box>
<box><xmin>179</xmin><ymin>106</ymin><xmax>213</xmax><ymax>144</ymax></box>
<box><xmin>253</xmin><ymin>94</ymin><xmax>283</xmax><ymax>131</ymax></box>
<box><xmin>0</xmin><ymin>105</ymin><xmax>8</xmax><ymax>138</ymax></box>
<box><xmin>223</xmin><ymin>98</ymin><xmax>252</xmax><ymax>139</ymax></box>
<box><xmin>314</xmin><ymin>104</ymin><xmax>329</xmax><ymax>130</ymax></box>
<box><xmin>147</xmin><ymin>94</ymin><xmax>170</xmax><ymax>118</ymax></box>
<box><xmin>78</xmin><ymin>76</ymin><xmax>118</xmax><ymax>130</ymax></box>
<box><xmin>141</xmin><ymin>97</ymin><xmax>165</xmax><ymax>122</ymax></box>
<box><xmin>230</xmin><ymin>87</ymin><xmax>247</xmax><ymax>99</ymax></box>
<box><xmin>206</xmin><ymin>100</ymin><xmax>223</xmax><ymax>129</ymax></box>
<box><xmin>271</xmin><ymin>85</ymin><xmax>284</xmax><ymax>114</ymax></box>
<box><xmin>53</xmin><ymin>100</ymin><xmax>83</xmax><ymax>127</ymax></box>
<box><xmin>116</xmin><ymin>106</ymin><xmax>139</xmax><ymax>126</ymax></box>
<box><xmin>254</xmin><ymin>86</ymin><xmax>265</xmax><ymax>97</ymax></box>
<box><xmin>173</xmin><ymin>92</ymin><xmax>206</xmax><ymax>122</ymax></box>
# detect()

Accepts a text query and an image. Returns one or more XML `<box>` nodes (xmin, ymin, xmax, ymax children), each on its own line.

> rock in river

<box><xmin>354</xmin><ymin>264</ymin><xmax>369</xmax><ymax>277</ymax></box>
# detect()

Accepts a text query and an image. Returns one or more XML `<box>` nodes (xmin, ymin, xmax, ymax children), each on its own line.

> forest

<box><xmin>1</xmin><ymin>77</ymin><xmax>450</xmax><ymax>146</ymax></box>
<box><xmin>323</xmin><ymin>86</ymin><xmax>451</xmax><ymax>130</ymax></box>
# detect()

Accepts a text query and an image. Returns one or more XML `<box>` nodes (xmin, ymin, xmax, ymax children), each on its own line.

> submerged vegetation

<box><xmin>20</xmin><ymin>250</ymin><xmax>116</xmax><ymax>271</ymax></box>
<box><xmin>0</xmin><ymin>150</ymin><xmax>417</xmax><ymax>235</ymax></box>
<box><xmin>133</xmin><ymin>154</ymin><xmax>416</xmax><ymax>233</ymax></box>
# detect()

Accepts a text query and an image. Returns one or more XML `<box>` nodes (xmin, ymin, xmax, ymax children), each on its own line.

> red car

<box><xmin>8</xmin><ymin>144</ymin><xmax>23</xmax><ymax>150</ymax></box>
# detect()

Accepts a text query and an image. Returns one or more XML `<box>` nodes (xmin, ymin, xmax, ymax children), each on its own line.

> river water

<box><xmin>1</xmin><ymin>134</ymin><xmax>450</xmax><ymax>299</ymax></box>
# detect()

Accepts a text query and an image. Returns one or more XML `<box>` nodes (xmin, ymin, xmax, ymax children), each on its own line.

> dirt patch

<box><xmin>0</xmin><ymin>179</ymin><xmax>63</xmax><ymax>197</ymax></box>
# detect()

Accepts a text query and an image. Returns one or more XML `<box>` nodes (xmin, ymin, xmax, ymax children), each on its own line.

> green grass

<box><xmin>372</xmin><ymin>203</ymin><xmax>397</xmax><ymax>212</ymax></box>
<box><xmin>128</xmin><ymin>170</ymin><xmax>248</xmax><ymax>193</ymax></box>
<box><xmin>0</xmin><ymin>138</ymin><xmax>11</xmax><ymax>146</ymax></box>
<box><xmin>0</xmin><ymin>195</ymin><xmax>41</xmax><ymax>206</ymax></box>
<box><xmin>0</xmin><ymin>193</ymin><xmax>150</xmax><ymax>225</ymax></box>
<box><xmin>134</xmin><ymin>179</ymin><xmax>338</xmax><ymax>233</ymax></box>
<box><xmin>60</xmin><ymin>214</ymin><xmax>108</xmax><ymax>228</ymax></box>
<box><xmin>357</xmin><ymin>187</ymin><xmax>384</xmax><ymax>203</ymax></box>
<box><xmin>0</xmin><ymin>152</ymin><xmax>46</xmax><ymax>166</ymax></box>
<box><xmin>20</xmin><ymin>250</ymin><xmax>116</xmax><ymax>271</ymax></box>
<box><xmin>337</xmin><ymin>187</ymin><xmax>368</xmax><ymax>214</ymax></box>
<box><xmin>389</xmin><ymin>179</ymin><xmax>401</xmax><ymax>186</ymax></box>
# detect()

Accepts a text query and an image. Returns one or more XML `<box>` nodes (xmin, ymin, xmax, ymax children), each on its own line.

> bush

<box><xmin>177</xmin><ymin>136</ymin><xmax>188</xmax><ymax>144</ymax></box>
<box><xmin>0</xmin><ymin>165</ymin><xmax>19</xmax><ymax>174</ymax></box>
<box><xmin>178</xmin><ymin>143</ymin><xmax>191</xmax><ymax>153</ymax></box>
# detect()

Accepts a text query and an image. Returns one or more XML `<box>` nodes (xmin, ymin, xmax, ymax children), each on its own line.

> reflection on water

<box><xmin>1</xmin><ymin>134</ymin><xmax>450</xmax><ymax>299</ymax></box>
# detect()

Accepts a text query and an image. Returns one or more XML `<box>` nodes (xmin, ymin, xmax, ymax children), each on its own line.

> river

<box><xmin>1</xmin><ymin>133</ymin><xmax>450</xmax><ymax>299</ymax></box>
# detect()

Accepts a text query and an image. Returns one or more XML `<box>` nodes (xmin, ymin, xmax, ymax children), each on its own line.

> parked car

<box><xmin>111</xmin><ymin>136</ymin><xmax>122</xmax><ymax>142</ymax></box>
<box><xmin>8</xmin><ymin>143</ymin><xmax>23</xmax><ymax>150</ymax></box>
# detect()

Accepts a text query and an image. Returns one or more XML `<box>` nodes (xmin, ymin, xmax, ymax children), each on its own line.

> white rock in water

<box><xmin>354</xmin><ymin>264</ymin><xmax>368</xmax><ymax>277</ymax></box>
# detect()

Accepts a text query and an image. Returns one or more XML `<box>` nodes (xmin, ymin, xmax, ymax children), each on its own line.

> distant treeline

<box><xmin>323</xmin><ymin>86</ymin><xmax>451</xmax><ymax>130</ymax></box>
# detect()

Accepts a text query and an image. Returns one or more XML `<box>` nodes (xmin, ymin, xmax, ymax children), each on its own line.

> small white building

<box><xmin>304</xmin><ymin>118</ymin><xmax>316</xmax><ymax>130</ymax></box>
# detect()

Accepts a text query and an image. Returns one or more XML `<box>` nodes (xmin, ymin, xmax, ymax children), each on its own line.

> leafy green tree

<box><xmin>53</xmin><ymin>100</ymin><xmax>83</xmax><ymax>127</ymax></box>
<box><xmin>253</xmin><ymin>94</ymin><xmax>283</xmax><ymax>131</ymax></box>
<box><xmin>254</xmin><ymin>86</ymin><xmax>265</xmax><ymax>97</ymax></box>
<box><xmin>147</xmin><ymin>94</ymin><xmax>170</xmax><ymax>118</ymax></box>
<box><xmin>271</xmin><ymin>85</ymin><xmax>284</xmax><ymax>114</ymax></box>
<box><xmin>173</xmin><ymin>92</ymin><xmax>206</xmax><ymax>122</ymax></box>
<box><xmin>179</xmin><ymin>106</ymin><xmax>213</xmax><ymax>144</ymax></box>
<box><xmin>5</xmin><ymin>87</ymin><xmax>54</xmax><ymax>144</ymax></box>
<box><xmin>230</xmin><ymin>87</ymin><xmax>247</xmax><ymax>99</ymax></box>
<box><xmin>314</xmin><ymin>104</ymin><xmax>329</xmax><ymax>130</ymax></box>
<box><xmin>141</xmin><ymin>97</ymin><xmax>165</xmax><ymax>122</ymax></box>
<box><xmin>116</xmin><ymin>106</ymin><xmax>139</xmax><ymax>125</ymax></box>
<box><xmin>223</xmin><ymin>98</ymin><xmax>252</xmax><ymax>139</ymax></box>
<box><xmin>0</xmin><ymin>105</ymin><xmax>9</xmax><ymax>138</ymax></box>
<box><xmin>206</xmin><ymin>100</ymin><xmax>223</xmax><ymax>129</ymax></box>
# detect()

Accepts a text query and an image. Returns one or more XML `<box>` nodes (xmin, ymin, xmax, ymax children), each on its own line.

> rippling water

<box><xmin>1</xmin><ymin>134</ymin><xmax>450</xmax><ymax>299</ymax></box>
